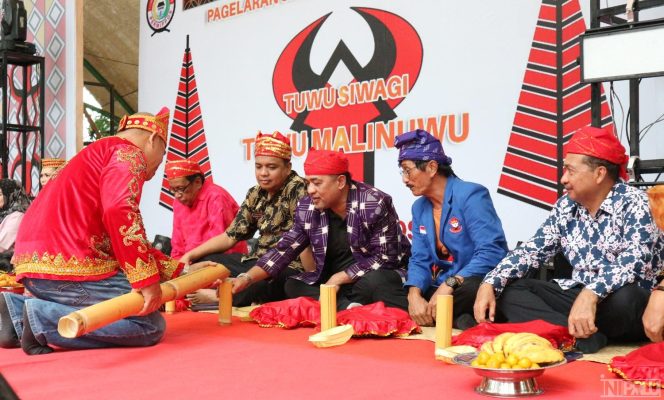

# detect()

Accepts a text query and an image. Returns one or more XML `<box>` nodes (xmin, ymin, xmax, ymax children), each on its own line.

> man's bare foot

<box><xmin>186</xmin><ymin>288</ymin><xmax>219</xmax><ymax>304</ymax></box>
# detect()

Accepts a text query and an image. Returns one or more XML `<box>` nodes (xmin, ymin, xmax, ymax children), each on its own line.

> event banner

<box><xmin>138</xmin><ymin>0</ymin><xmax>662</xmax><ymax>248</ymax></box>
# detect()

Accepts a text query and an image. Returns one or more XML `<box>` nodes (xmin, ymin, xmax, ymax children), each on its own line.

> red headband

<box><xmin>118</xmin><ymin>107</ymin><xmax>170</xmax><ymax>143</ymax></box>
<box><xmin>255</xmin><ymin>131</ymin><xmax>292</xmax><ymax>160</ymax></box>
<box><xmin>565</xmin><ymin>126</ymin><xmax>628</xmax><ymax>179</ymax></box>
<box><xmin>304</xmin><ymin>148</ymin><xmax>349</xmax><ymax>176</ymax></box>
<box><xmin>165</xmin><ymin>159</ymin><xmax>203</xmax><ymax>179</ymax></box>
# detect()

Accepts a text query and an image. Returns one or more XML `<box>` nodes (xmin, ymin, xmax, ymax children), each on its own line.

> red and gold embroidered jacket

<box><xmin>13</xmin><ymin>137</ymin><xmax>182</xmax><ymax>288</ymax></box>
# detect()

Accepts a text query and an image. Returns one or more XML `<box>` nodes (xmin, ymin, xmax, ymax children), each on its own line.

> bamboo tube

<box><xmin>218</xmin><ymin>279</ymin><xmax>233</xmax><ymax>325</ymax></box>
<box><xmin>58</xmin><ymin>264</ymin><xmax>230</xmax><ymax>338</ymax></box>
<box><xmin>319</xmin><ymin>284</ymin><xmax>337</xmax><ymax>331</ymax></box>
<box><xmin>435</xmin><ymin>295</ymin><xmax>453</xmax><ymax>350</ymax></box>
<box><xmin>164</xmin><ymin>300</ymin><xmax>176</xmax><ymax>314</ymax></box>
<box><xmin>647</xmin><ymin>186</ymin><xmax>664</xmax><ymax>230</ymax></box>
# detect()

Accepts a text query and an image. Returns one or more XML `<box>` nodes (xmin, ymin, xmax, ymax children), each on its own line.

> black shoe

<box><xmin>575</xmin><ymin>332</ymin><xmax>608</xmax><ymax>354</ymax></box>
<box><xmin>454</xmin><ymin>313</ymin><xmax>478</xmax><ymax>330</ymax></box>
<box><xmin>0</xmin><ymin>294</ymin><xmax>19</xmax><ymax>348</ymax></box>
<box><xmin>20</xmin><ymin>307</ymin><xmax>53</xmax><ymax>355</ymax></box>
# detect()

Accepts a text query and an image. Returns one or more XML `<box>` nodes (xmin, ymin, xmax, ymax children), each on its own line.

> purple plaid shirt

<box><xmin>256</xmin><ymin>181</ymin><xmax>411</xmax><ymax>284</ymax></box>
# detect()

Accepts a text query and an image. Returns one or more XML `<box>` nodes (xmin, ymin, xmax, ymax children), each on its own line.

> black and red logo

<box><xmin>273</xmin><ymin>7</ymin><xmax>423</xmax><ymax>183</ymax></box>
<box><xmin>147</xmin><ymin>0</ymin><xmax>176</xmax><ymax>36</ymax></box>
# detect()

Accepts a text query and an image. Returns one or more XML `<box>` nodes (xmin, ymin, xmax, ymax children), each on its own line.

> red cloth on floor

<box><xmin>452</xmin><ymin>320</ymin><xmax>574</xmax><ymax>349</ymax></box>
<box><xmin>609</xmin><ymin>342</ymin><xmax>664</xmax><ymax>388</ymax></box>
<box><xmin>249</xmin><ymin>297</ymin><xmax>320</xmax><ymax>328</ymax></box>
<box><xmin>337</xmin><ymin>302</ymin><xmax>421</xmax><ymax>337</ymax></box>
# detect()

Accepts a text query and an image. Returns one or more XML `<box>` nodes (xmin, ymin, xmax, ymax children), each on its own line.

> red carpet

<box><xmin>1</xmin><ymin>312</ymin><xmax>611</xmax><ymax>399</ymax></box>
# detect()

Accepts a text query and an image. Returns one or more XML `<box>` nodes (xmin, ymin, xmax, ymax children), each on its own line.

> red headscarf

<box><xmin>565</xmin><ymin>126</ymin><xmax>629</xmax><ymax>180</ymax></box>
<box><xmin>304</xmin><ymin>148</ymin><xmax>349</xmax><ymax>176</ymax></box>
<box><xmin>165</xmin><ymin>159</ymin><xmax>203</xmax><ymax>180</ymax></box>
<box><xmin>255</xmin><ymin>131</ymin><xmax>292</xmax><ymax>160</ymax></box>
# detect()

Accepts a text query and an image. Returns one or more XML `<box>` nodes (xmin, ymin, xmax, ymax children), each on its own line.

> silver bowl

<box><xmin>453</xmin><ymin>352</ymin><xmax>566</xmax><ymax>397</ymax></box>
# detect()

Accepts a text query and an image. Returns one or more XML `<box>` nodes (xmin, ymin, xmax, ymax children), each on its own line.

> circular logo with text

<box><xmin>146</xmin><ymin>0</ymin><xmax>175</xmax><ymax>35</ymax></box>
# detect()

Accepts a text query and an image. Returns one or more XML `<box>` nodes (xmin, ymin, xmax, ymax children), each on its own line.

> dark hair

<box><xmin>414</xmin><ymin>160</ymin><xmax>455</xmax><ymax>177</ymax></box>
<box><xmin>583</xmin><ymin>156</ymin><xmax>620</xmax><ymax>182</ymax></box>
<box><xmin>185</xmin><ymin>173</ymin><xmax>205</xmax><ymax>184</ymax></box>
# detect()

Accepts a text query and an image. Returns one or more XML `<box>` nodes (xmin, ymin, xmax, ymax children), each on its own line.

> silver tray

<box><xmin>453</xmin><ymin>352</ymin><xmax>567</xmax><ymax>397</ymax></box>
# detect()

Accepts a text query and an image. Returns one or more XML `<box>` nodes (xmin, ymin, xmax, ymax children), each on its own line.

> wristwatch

<box><xmin>444</xmin><ymin>276</ymin><xmax>461</xmax><ymax>290</ymax></box>
<box><xmin>237</xmin><ymin>273</ymin><xmax>253</xmax><ymax>286</ymax></box>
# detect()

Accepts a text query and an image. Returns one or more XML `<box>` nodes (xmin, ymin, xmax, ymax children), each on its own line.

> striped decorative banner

<box><xmin>159</xmin><ymin>35</ymin><xmax>214</xmax><ymax>211</ymax></box>
<box><xmin>497</xmin><ymin>0</ymin><xmax>614</xmax><ymax>210</ymax></box>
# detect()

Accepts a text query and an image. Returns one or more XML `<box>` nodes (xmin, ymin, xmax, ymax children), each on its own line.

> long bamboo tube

<box><xmin>58</xmin><ymin>264</ymin><xmax>230</xmax><ymax>338</ymax></box>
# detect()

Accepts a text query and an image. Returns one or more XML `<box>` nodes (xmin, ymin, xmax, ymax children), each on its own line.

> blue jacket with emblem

<box><xmin>405</xmin><ymin>175</ymin><xmax>508</xmax><ymax>293</ymax></box>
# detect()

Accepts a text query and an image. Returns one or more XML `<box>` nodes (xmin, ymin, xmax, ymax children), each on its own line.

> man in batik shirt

<box><xmin>232</xmin><ymin>149</ymin><xmax>411</xmax><ymax>310</ymax></box>
<box><xmin>166</xmin><ymin>159</ymin><xmax>247</xmax><ymax>260</ymax></box>
<box><xmin>182</xmin><ymin>132</ymin><xmax>312</xmax><ymax>306</ymax></box>
<box><xmin>0</xmin><ymin>108</ymin><xmax>213</xmax><ymax>355</ymax></box>
<box><xmin>474</xmin><ymin>126</ymin><xmax>663</xmax><ymax>353</ymax></box>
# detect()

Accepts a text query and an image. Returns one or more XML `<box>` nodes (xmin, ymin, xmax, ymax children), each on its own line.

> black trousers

<box><xmin>201</xmin><ymin>253</ymin><xmax>298</xmax><ymax>307</ymax></box>
<box><xmin>498</xmin><ymin>279</ymin><xmax>649</xmax><ymax>342</ymax></box>
<box><xmin>284</xmin><ymin>269</ymin><xmax>408</xmax><ymax>311</ymax></box>
<box><xmin>388</xmin><ymin>275</ymin><xmax>483</xmax><ymax>320</ymax></box>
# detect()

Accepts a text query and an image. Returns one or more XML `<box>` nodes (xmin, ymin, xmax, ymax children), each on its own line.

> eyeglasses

<box><xmin>169</xmin><ymin>181</ymin><xmax>192</xmax><ymax>195</ymax></box>
<box><xmin>399</xmin><ymin>166</ymin><xmax>418</xmax><ymax>179</ymax></box>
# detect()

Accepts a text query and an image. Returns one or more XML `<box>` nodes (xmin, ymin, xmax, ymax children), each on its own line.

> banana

<box><xmin>523</xmin><ymin>348</ymin><xmax>564</xmax><ymax>364</ymax></box>
<box><xmin>504</xmin><ymin>333</ymin><xmax>552</xmax><ymax>355</ymax></box>
<box><xmin>491</xmin><ymin>332</ymin><xmax>515</xmax><ymax>354</ymax></box>
<box><xmin>480</xmin><ymin>341</ymin><xmax>495</xmax><ymax>355</ymax></box>
<box><xmin>511</xmin><ymin>342</ymin><xmax>550</xmax><ymax>359</ymax></box>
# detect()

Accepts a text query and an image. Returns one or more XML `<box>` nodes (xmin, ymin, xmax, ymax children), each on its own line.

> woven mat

<box><xmin>398</xmin><ymin>326</ymin><xmax>462</xmax><ymax>341</ymax></box>
<box><xmin>578</xmin><ymin>343</ymin><xmax>645</xmax><ymax>364</ymax></box>
<box><xmin>199</xmin><ymin>305</ymin><xmax>258</xmax><ymax>321</ymax></box>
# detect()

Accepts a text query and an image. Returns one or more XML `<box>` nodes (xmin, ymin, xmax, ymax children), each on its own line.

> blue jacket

<box><xmin>405</xmin><ymin>176</ymin><xmax>508</xmax><ymax>293</ymax></box>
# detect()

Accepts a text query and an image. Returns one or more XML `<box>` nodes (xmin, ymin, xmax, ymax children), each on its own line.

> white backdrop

<box><xmin>137</xmin><ymin>0</ymin><xmax>664</xmax><ymax>247</ymax></box>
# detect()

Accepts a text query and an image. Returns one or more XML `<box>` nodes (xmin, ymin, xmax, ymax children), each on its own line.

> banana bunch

<box><xmin>478</xmin><ymin>332</ymin><xmax>564</xmax><ymax>365</ymax></box>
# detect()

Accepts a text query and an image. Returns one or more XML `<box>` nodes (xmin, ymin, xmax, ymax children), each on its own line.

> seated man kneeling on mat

<box><xmin>181</xmin><ymin>132</ymin><xmax>314</xmax><ymax>306</ymax></box>
<box><xmin>0</xmin><ymin>108</ymin><xmax>211</xmax><ymax>355</ymax></box>
<box><xmin>232</xmin><ymin>148</ymin><xmax>411</xmax><ymax>310</ymax></box>
<box><xmin>474</xmin><ymin>126</ymin><xmax>664</xmax><ymax>353</ymax></box>
<box><xmin>392</xmin><ymin>129</ymin><xmax>508</xmax><ymax>329</ymax></box>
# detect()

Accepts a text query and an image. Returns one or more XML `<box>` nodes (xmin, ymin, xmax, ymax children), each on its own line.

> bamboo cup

<box><xmin>58</xmin><ymin>264</ymin><xmax>230</xmax><ymax>338</ymax></box>
<box><xmin>320</xmin><ymin>284</ymin><xmax>337</xmax><ymax>331</ymax></box>
<box><xmin>218</xmin><ymin>279</ymin><xmax>233</xmax><ymax>325</ymax></box>
<box><xmin>435</xmin><ymin>295</ymin><xmax>453</xmax><ymax>350</ymax></box>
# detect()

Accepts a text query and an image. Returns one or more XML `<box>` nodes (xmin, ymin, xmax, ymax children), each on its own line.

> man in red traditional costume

<box><xmin>165</xmin><ymin>159</ymin><xmax>247</xmax><ymax>260</ymax></box>
<box><xmin>0</xmin><ymin>107</ymin><xmax>207</xmax><ymax>355</ymax></box>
